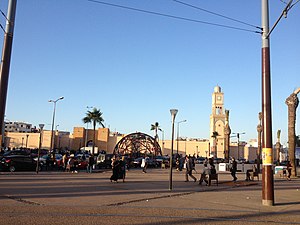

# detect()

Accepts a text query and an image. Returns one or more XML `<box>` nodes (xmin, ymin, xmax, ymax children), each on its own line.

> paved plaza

<box><xmin>0</xmin><ymin>166</ymin><xmax>300</xmax><ymax>225</ymax></box>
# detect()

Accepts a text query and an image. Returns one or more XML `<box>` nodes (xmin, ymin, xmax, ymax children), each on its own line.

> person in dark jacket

<box><xmin>110</xmin><ymin>156</ymin><xmax>121</xmax><ymax>182</ymax></box>
<box><xmin>185</xmin><ymin>155</ymin><xmax>197</xmax><ymax>182</ymax></box>
<box><xmin>87</xmin><ymin>154</ymin><xmax>94</xmax><ymax>173</ymax></box>
<box><xmin>230</xmin><ymin>157</ymin><xmax>238</xmax><ymax>181</ymax></box>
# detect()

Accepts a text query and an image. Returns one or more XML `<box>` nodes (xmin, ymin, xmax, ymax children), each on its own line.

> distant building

<box><xmin>4</xmin><ymin>121</ymin><xmax>32</xmax><ymax>133</ymax></box>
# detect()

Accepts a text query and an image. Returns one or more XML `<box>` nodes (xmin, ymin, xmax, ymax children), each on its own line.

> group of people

<box><xmin>184</xmin><ymin>155</ymin><xmax>217</xmax><ymax>185</ymax></box>
<box><xmin>108</xmin><ymin>154</ymin><xmax>295</xmax><ymax>184</ymax></box>
<box><xmin>110</xmin><ymin>156</ymin><xmax>127</xmax><ymax>182</ymax></box>
<box><xmin>62</xmin><ymin>153</ymin><xmax>95</xmax><ymax>174</ymax></box>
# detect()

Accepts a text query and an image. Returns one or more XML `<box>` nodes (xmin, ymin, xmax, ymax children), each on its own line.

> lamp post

<box><xmin>0</xmin><ymin>0</ymin><xmax>17</xmax><ymax>144</ymax></box>
<box><xmin>49</xmin><ymin>96</ymin><xmax>64</xmax><ymax>157</ymax></box>
<box><xmin>36</xmin><ymin>124</ymin><xmax>44</xmax><ymax>174</ymax></box>
<box><xmin>261</xmin><ymin>0</ymin><xmax>296</xmax><ymax>206</ymax></box>
<box><xmin>169</xmin><ymin>109</ymin><xmax>178</xmax><ymax>191</ymax></box>
<box><xmin>54</xmin><ymin>124</ymin><xmax>59</xmax><ymax>150</ymax></box>
<box><xmin>21</xmin><ymin>137</ymin><xmax>24</xmax><ymax>148</ymax></box>
<box><xmin>84</xmin><ymin>106</ymin><xmax>93</xmax><ymax>152</ymax></box>
<box><xmin>159</xmin><ymin>129</ymin><xmax>164</xmax><ymax>155</ymax></box>
<box><xmin>232</xmin><ymin>132</ymin><xmax>245</xmax><ymax>160</ymax></box>
<box><xmin>176</xmin><ymin>120</ymin><xmax>187</xmax><ymax>155</ymax></box>
<box><xmin>25</xmin><ymin>134</ymin><xmax>29</xmax><ymax>149</ymax></box>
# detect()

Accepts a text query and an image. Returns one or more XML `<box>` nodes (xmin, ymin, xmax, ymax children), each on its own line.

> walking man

<box><xmin>230</xmin><ymin>157</ymin><xmax>238</xmax><ymax>181</ymax></box>
<box><xmin>185</xmin><ymin>155</ymin><xmax>197</xmax><ymax>182</ymax></box>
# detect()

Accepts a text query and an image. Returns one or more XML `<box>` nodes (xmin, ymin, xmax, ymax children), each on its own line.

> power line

<box><xmin>0</xmin><ymin>9</ymin><xmax>8</xmax><ymax>22</ymax></box>
<box><xmin>87</xmin><ymin>0</ymin><xmax>262</xmax><ymax>34</ymax></box>
<box><xmin>173</xmin><ymin>0</ymin><xmax>262</xmax><ymax>30</ymax></box>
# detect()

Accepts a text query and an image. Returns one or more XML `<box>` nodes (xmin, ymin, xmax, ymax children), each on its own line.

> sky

<box><xmin>0</xmin><ymin>0</ymin><xmax>299</xmax><ymax>146</ymax></box>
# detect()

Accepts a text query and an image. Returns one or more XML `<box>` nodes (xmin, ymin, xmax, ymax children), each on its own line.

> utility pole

<box><xmin>261</xmin><ymin>0</ymin><xmax>274</xmax><ymax>206</ymax></box>
<box><xmin>261</xmin><ymin>0</ymin><xmax>295</xmax><ymax>206</ymax></box>
<box><xmin>0</xmin><ymin>0</ymin><xmax>17</xmax><ymax>151</ymax></box>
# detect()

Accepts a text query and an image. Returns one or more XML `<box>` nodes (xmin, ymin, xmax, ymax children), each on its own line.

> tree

<box><xmin>211</xmin><ymin>131</ymin><xmax>219</xmax><ymax>158</ymax></box>
<box><xmin>151</xmin><ymin>122</ymin><xmax>162</xmax><ymax>156</ymax></box>
<box><xmin>285</xmin><ymin>88</ymin><xmax>300</xmax><ymax>177</ymax></box>
<box><xmin>150</xmin><ymin>122</ymin><xmax>161</xmax><ymax>142</ymax></box>
<box><xmin>82</xmin><ymin>108</ymin><xmax>105</xmax><ymax>155</ymax></box>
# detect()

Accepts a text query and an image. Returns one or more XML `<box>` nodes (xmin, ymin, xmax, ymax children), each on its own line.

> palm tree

<box><xmin>285</xmin><ymin>88</ymin><xmax>300</xmax><ymax>177</ymax></box>
<box><xmin>211</xmin><ymin>131</ymin><xmax>219</xmax><ymax>158</ymax></box>
<box><xmin>151</xmin><ymin>122</ymin><xmax>161</xmax><ymax>142</ymax></box>
<box><xmin>82</xmin><ymin>107</ymin><xmax>105</xmax><ymax>155</ymax></box>
<box><xmin>151</xmin><ymin>122</ymin><xmax>162</xmax><ymax>156</ymax></box>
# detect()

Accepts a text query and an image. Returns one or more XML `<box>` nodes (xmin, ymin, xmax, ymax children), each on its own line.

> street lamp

<box><xmin>261</xmin><ymin>0</ymin><xmax>296</xmax><ymax>206</ymax></box>
<box><xmin>232</xmin><ymin>132</ymin><xmax>245</xmax><ymax>160</ymax></box>
<box><xmin>36</xmin><ymin>124</ymin><xmax>44</xmax><ymax>174</ymax></box>
<box><xmin>84</xmin><ymin>106</ymin><xmax>93</xmax><ymax>152</ymax></box>
<box><xmin>49</xmin><ymin>96</ymin><xmax>64</xmax><ymax>157</ymax></box>
<box><xmin>25</xmin><ymin>134</ymin><xmax>29</xmax><ymax>149</ymax></box>
<box><xmin>159</xmin><ymin>129</ymin><xmax>164</xmax><ymax>155</ymax></box>
<box><xmin>54</xmin><ymin>124</ymin><xmax>59</xmax><ymax>150</ymax></box>
<box><xmin>176</xmin><ymin>120</ymin><xmax>187</xmax><ymax>155</ymax></box>
<box><xmin>169</xmin><ymin>109</ymin><xmax>178</xmax><ymax>191</ymax></box>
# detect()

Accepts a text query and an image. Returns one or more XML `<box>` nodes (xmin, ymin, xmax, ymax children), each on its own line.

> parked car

<box><xmin>97</xmin><ymin>153</ymin><xmax>114</xmax><ymax>169</ymax></box>
<box><xmin>0</xmin><ymin>149</ymin><xmax>30</xmax><ymax>160</ymax></box>
<box><xmin>75</xmin><ymin>154</ymin><xmax>89</xmax><ymax>170</ymax></box>
<box><xmin>213</xmin><ymin>158</ymin><xmax>224</xmax><ymax>164</ymax></box>
<box><xmin>195</xmin><ymin>157</ymin><xmax>206</xmax><ymax>164</ymax></box>
<box><xmin>132</xmin><ymin>157</ymin><xmax>143</xmax><ymax>168</ymax></box>
<box><xmin>154</xmin><ymin>156</ymin><xmax>170</xmax><ymax>167</ymax></box>
<box><xmin>0</xmin><ymin>155</ymin><xmax>41</xmax><ymax>172</ymax></box>
<box><xmin>34</xmin><ymin>154</ymin><xmax>63</xmax><ymax>169</ymax></box>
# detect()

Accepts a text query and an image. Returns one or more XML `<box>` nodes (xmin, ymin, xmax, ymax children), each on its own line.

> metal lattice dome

<box><xmin>113</xmin><ymin>132</ymin><xmax>162</xmax><ymax>156</ymax></box>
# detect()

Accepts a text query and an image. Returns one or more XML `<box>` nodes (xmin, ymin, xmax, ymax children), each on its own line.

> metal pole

<box><xmin>36</xmin><ymin>124</ymin><xmax>44</xmax><ymax>174</ymax></box>
<box><xmin>237</xmin><ymin>133</ymin><xmax>239</xmax><ymax>160</ymax></box>
<box><xmin>169</xmin><ymin>109</ymin><xmax>178</xmax><ymax>191</ymax></box>
<box><xmin>25</xmin><ymin>134</ymin><xmax>29</xmax><ymax>148</ymax></box>
<box><xmin>0</xmin><ymin>0</ymin><xmax>17</xmax><ymax>146</ymax></box>
<box><xmin>50</xmin><ymin>101</ymin><xmax>56</xmax><ymax>154</ymax></box>
<box><xmin>176</xmin><ymin>122</ymin><xmax>179</xmax><ymax>155</ymax></box>
<box><xmin>49</xmin><ymin>97</ymin><xmax>64</xmax><ymax>157</ymax></box>
<box><xmin>261</xmin><ymin>0</ymin><xmax>274</xmax><ymax>206</ymax></box>
<box><xmin>176</xmin><ymin>120</ymin><xmax>186</xmax><ymax>155</ymax></box>
<box><xmin>84</xmin><ymin>106</ymin><xmax>93</xmax><ymax>152</ymax></box>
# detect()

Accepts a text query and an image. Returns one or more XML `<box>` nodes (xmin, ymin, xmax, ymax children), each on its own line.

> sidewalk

<box><xmin>0</xmin><ymin>168</ymin><xmax>299</xmax><ymax>225</ymax></box>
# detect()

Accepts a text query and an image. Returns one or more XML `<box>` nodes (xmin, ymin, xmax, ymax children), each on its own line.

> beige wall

<box><xmin>4</xmin><ymin>128</ymin><xmax>259</xmax><ymax>161</ymax></box>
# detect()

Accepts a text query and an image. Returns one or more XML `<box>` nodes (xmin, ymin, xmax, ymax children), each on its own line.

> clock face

<box><xmin>217</xmin><ymin>96</ymin><xmax>222</xmax><ymax>101</ymax></box>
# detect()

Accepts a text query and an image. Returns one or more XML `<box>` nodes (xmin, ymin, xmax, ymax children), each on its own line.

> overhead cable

<box><xmin>87</xmin><ymin>0</ymin><xmax>262</xmax><ymax>34</ymax></box>
<box><xmin>173</xmin><ymin>0</ymin><xmax>262</xmax><ymax>30</ymax></box>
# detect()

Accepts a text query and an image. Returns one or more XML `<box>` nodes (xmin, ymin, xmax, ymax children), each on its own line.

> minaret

<box><xmin>209</xmin><ymin>86</ymin><xmax>226</xmax><ymax>158</ymax></box>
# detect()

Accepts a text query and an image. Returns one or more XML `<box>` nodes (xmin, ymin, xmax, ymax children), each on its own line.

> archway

<box><xmin>113</xmin><ymin>132</ymin><xmax>161</xmax><ymax>157</ymax></box>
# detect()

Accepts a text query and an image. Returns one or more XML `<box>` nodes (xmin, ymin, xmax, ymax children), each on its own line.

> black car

<box><xmin>0</xmin><ymin>155</ymin><xmax>41</xmax><ymax>172</ymax></box>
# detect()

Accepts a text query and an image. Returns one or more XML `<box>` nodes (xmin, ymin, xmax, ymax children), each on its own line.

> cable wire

<box><xmin>173</xmin><ymin>0</ymin><xmax>262</xmax><ymax>30</ymax></box>
<box><xmin>0</xmin><ymin>9</ymin><xmax>8</xmax><ymax>21</ymax></box>
<box><xmin>0</xmin><ymin>23</ymin><xmax>5</xmax><ymax>33</ymax></box>
<box><xmin>87</xmin><ymin>0</ymin><xmax>262</xmax><ymax>34</ymax></box>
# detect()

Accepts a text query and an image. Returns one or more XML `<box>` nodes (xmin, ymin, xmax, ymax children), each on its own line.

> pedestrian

<box><xmin>141</xmin><ymin>156</ymin><xmax>149</xmax><ymax>173</ymax></box>
<box><xmin>199</xmin><ymin>163</ymin><xmax>209</xmax><ymax>185</ymax></box>
<box><xmin>119</xmin><ymin>156</ymin><xmax>126</xmax><ymax>182</ymax></box>
<box><xmin>110</xmin><ymin>156</ymin><xmax>120</xmax><ymax>182</ymax></box>
<box><xmin>208</xmin><ymin>158</ymin><xmax>216</xmax><ymax>175</ymax></box>
<box><xmin>185</xmin><ymin>155</ymin><xmax>197</xmax><ymax>182</ymax></box>
<box><xmin>287</xmin><ymin>161</ymin><xmax>292</xmax><ymax>181</ymax></box>
<box><xmin>230</xmin><ymin>157</ymin><xmax>238</xmax><ymax>181</ymax></box>
<box><xmin>87</xmin><ymin>154</ymin><xmax>94</xmax><ymax>173</ymax></box>
<box><xmin>245</xmin><ymin>164</ymin><xmax>257</xmax><ymax>181</ymax></box>
<box><xmin>62</xmin><ymin>153</ymin><xmax>68</xmax><ymax>172</ymax></box>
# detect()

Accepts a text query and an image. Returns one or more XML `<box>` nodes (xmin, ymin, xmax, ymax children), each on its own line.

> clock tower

<box><xmin>209</xmin><ymin>86</ymin><xmax>226</xmax><ymax>158</ymax></box>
